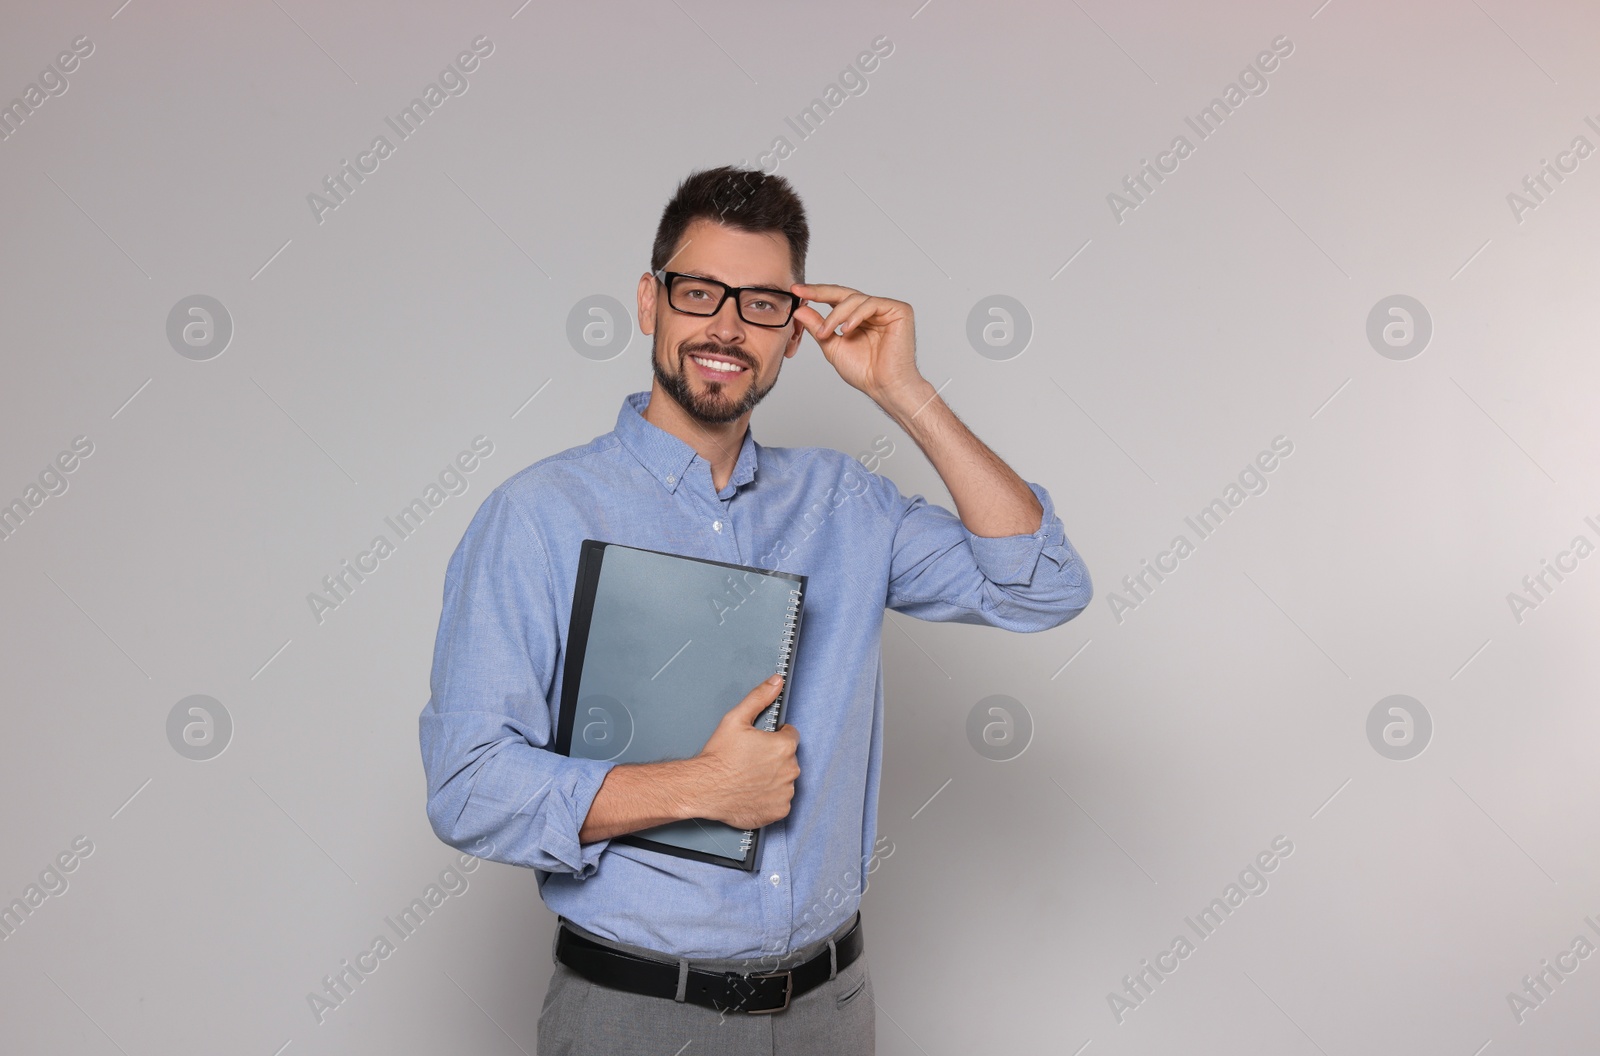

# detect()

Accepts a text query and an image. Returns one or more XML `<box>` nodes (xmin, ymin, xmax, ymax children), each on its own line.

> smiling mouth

<box><xmin>687</xmin><ymin>353</ymin><xmax>749</xmax><ymax>377</ymax></box>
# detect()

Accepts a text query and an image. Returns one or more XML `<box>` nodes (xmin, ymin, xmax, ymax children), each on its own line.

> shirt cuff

<box><xmin>966</xmin><ymin>481</ymin><xmax>1064</xmax><ymax>587</ymax></box>
<box><xmin>539</xmin><ymin>755</ymin><xmax>619</xmax><ymax>879</ymax></box>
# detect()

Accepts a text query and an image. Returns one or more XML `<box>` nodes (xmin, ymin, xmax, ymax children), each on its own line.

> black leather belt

<box><xmin>554</xmin><ymin>913</ymin><xmax>863</xmax><ymax>1014</ymax></box>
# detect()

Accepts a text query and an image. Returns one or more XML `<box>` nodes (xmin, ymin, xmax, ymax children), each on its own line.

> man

<box><xmin>418</xmin><ymin>165</ymin><xmax>1093</xmax><ymax>1054</ymax></box>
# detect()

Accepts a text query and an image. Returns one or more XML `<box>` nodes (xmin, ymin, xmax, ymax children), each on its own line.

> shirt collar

<box><xmin>615</xmin><ymin>389</ymin><xmax>760</xmax><ymax>495</ymax></box>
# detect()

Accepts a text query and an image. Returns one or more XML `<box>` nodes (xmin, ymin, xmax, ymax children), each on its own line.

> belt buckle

<box><xmin>738</xmin><ymin>968</ymin><xmax>792</xmax><ymax>1014</ymax></box>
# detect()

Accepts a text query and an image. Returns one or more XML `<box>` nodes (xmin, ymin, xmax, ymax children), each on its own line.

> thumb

<box><xmin>794</xmin><ymin>306</ymin><xmax>833</xmax><ymax>347</ymax></box>
<box><xmin>726</xmin><ymin>674</ymin><xmax>785</xmax><ymax>723</ymax></box>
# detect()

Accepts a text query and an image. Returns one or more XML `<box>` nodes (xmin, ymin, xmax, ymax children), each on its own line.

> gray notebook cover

<box><xmin>554</xmin><ymin>539</ymin><xmax>805</xmax><ymax>870</ymax></box>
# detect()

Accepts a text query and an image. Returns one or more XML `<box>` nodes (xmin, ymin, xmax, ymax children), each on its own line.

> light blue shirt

<box><xmin>419</xmin><ymin>389</ymin><xmax>1093</xmax><ymax>959</ymax></box>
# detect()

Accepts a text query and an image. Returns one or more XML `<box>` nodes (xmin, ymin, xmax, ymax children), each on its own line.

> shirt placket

<box><xmin>689</xmin><ymin>458</ymin><xmax>743</xmax><ymax>565</ymax></box>
<box><xmin>759</xmin><ymin>817</ymin><xmax>793</xmax><ymax>954</ymax></box>
<box><xmin>689</xmin><ymin>458</ymin><xmax>794</xmax><ymax>954</ymax></box>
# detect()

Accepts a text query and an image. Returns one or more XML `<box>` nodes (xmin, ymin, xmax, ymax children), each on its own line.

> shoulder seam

<box><xmin>500</xmin><ymin>434</ymin><xmax>624</xmax><ymax>485</ymax></box>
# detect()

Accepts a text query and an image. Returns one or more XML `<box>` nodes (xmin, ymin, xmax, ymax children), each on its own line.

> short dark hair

<box><xmin>650</xmin><ymin>165</ymin><xmax>809</xmax><ymax>287</ymax></box>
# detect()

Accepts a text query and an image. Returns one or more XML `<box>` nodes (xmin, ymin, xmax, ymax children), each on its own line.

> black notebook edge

<box><xmin>553</xmin><ymin>538</ymin><xmax>808</xmax><ymax>872</ymax></box>
<box><xmin>552</xmin><ymin>539</ymin><xmax>605</xmax><ymax>759</ymax></box>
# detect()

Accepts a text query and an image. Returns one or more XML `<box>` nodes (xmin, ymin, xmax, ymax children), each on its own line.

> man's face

<box><xmin>638</xmin><ymin>217</ymin><xmax>804</xmax><ymax>426</ymax></box>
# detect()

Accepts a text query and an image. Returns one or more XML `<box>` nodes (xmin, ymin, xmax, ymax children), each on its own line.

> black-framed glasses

<box><xmin>654</xmin><ymin>269</ymin><xmax>801</xmax><ymax>328</ymax></box>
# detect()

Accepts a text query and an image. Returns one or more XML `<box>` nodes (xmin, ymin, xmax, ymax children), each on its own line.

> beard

<box><xmin>651</xmin><ymin>335</ymin><xmax>778</xmax><ymax>425</ymax></box>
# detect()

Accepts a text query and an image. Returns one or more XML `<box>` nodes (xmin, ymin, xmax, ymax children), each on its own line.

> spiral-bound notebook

<box><xmin>553</xmin><ymin>539</ymin><xmax>806</xmax><ymax>871</ymax></box>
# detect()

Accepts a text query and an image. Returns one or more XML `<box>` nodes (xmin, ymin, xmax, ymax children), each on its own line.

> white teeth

<box><xmin>691</xmin><ymin>355</ymin><xmax>743</xmax><ymax>373</ymax></box>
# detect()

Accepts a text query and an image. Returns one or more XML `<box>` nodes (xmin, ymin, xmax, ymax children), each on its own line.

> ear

<box><xmin>637</xmin><ymin>272</ymin><xmax>657</xmax><ymax>336</ymax></box>
<box><xmin>783</xmin><ymin>315</ymin><xmax>804</xmax><ymax>358</ymax></box>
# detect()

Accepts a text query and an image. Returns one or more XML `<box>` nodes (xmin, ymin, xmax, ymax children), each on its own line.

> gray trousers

<box><xmin>537</xmin><ymin>912</ymin><xmax>874</xmax><ymax>1055</ymax></box>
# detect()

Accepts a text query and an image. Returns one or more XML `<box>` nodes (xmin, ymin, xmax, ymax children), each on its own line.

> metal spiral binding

<box><xmin>765</xmin><ymin>587</ymin><xmax>802</xmax><ymax>732</ymax></box>
<box><xmin>741</xmin><ymin>584</ymin><xmax>804</xmax><ymax>857</ymax></box>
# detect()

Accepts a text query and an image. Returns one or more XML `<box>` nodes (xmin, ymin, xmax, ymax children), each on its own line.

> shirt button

<box><xmin>713</xmin><ymin>520</ymin><xmax>722</xmax><ymax>531</ymax></box>
<box><xmin>769</xmin><ymin>873</ymin><xmax>781</xmax><ymax>886</ymax></box>
<box><xmin>665</xmin><ymin>474</ymin><xmax>675</xmax><ymax>484</ymax></box>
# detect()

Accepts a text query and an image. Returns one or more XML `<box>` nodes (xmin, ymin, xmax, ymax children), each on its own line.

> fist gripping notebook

<box><xmin>553</xmin><ymin>539</ymin><xmax>807</xmax><ymax>871</ymax></box>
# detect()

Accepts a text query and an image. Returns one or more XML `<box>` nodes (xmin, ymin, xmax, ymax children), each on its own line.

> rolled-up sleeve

<box><xmin>419</xmin><ymin>487</ymin><xmax>617</xmax><ymax>878</ymax></box>
<box><xmin>882</xmin><ymin>478</ymin><xmax>1093</xmax><ymax>630</ymax></box>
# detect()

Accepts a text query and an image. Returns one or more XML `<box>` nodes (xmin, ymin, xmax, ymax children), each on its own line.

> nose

<box><xmin>705</xmin><ymin>295</ymin><xmax>748</xmax><ymax>342</ymax></box>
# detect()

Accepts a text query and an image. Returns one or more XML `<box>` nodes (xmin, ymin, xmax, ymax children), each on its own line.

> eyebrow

<box><xmin>680</xmin><ymin>269</ymin><xmax>790</xmax><ymax>293</ymax></box>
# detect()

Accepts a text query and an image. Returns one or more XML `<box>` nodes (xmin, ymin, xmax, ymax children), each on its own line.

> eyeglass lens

<box><xmin>670</xmin><ymin>276</ymin><xmax>793</xmax><ymax>326</ymax></box>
